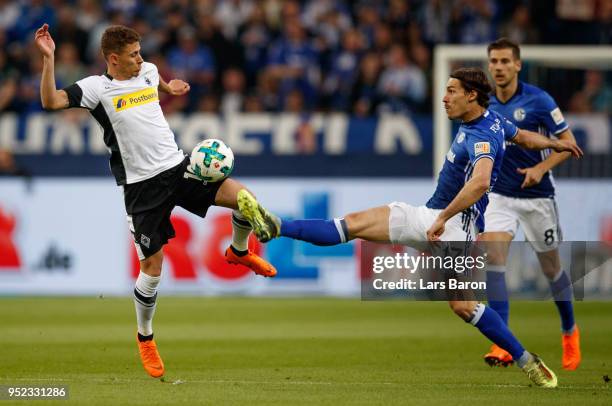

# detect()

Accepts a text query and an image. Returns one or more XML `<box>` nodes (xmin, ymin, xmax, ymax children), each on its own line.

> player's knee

<box><xmin>541</xmin><ymin>263</ymin><xmax>560</xmax><ymax>280</ymax></box>
<box><xmin>345</xmin><ymin>211</ymin><xmax>371</xmax><ymax>239</ymax></box>
<box><xmin>449</xmin><ymin>301</ymin><xmax>474</xmax><ymax>321</ymax></box>
<box><xmin>479</xmin><ymin>234</ymin><xmax>511</xmax><ymax>265</ymax></box>
<box><xmin>485</xmin><ymin>250</ymin><xmax>506</xmax><ymax>266</ymax></box>
<box><xmin>140</xmin><ymin>250</ymin><xmax>163</xmax><ymax>277</ymax></box>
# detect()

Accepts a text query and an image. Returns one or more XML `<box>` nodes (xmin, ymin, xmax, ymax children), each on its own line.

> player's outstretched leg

<box><xmin>134</xmin><ymin>250</ymin><xmax>164</xmax><ymax>378</ymax></box>
<box><xmin>225</xmin><ymin>210</ymin><xmax>277</xmax><ymax>277</ymax></box>
<box><xmin>238</xmin><ymin>191</ymin><xmax>391</xmax><ymax>246</ymax></box>
<box><xmin>452</xmin><ymin>301</ymin><xmax>557</xmax><ymax>388</ymax></box>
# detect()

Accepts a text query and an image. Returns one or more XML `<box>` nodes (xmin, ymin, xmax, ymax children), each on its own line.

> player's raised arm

<box><xmin>34</xmin><ymin>24</ymin><xmax>69</xmax><ymax>110</ymax></box>
<box><xmin>158</xmin><ymin>76</ymin><xmax>190</xmax><ymax>96</ymax></box>
<box><xmin>512</xmin><ymin>129</ymin><xmax>583</xmax><ymax>158</ymax></box>
<box><xmin>427</xmin><ymin>157</ymin><xmax>494</xmax><ymax>241</ymax></box>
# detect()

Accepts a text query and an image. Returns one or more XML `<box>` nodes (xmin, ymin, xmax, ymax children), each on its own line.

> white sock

<box><xmin>468</xmin><ymin>303</ymin><xmax>486</xmax><ymax>325</ymax></box>
<box><xmin>231</xmin><ymin>210</ymin><xmax>252</xmax><ymax>252</ymax></box>
<box><xmin>134</xmin><ymin>271</ymin><xmax>160</xmax><ymax>337</ymax></box>
<box><xmin>517</xmin><ymin>351</ymin><xmax>534</xmax><ymax>368</ymax></box>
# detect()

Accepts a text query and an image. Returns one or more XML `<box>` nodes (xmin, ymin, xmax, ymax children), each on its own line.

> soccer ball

<box><xmin>188</xmin><ymin>138</ymin><xmax>234</xmax><ymax>182</ymax></box>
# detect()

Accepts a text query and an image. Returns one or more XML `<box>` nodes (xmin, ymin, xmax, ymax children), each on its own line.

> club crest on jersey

<box><xmin>474</xmin><ymin>142</ymin><xmax>490</xmax><ymax>156</ymax></box>
<box><xmin>456</xmin><ymin>132</ymin><xmax>465</xmax><ymax>143</ymax></box>
<box><xmin>112</xmin><ymin>87</ymin><xmax>159</xmax><ymax>112</ymax></box>
<box><xmin>513</xmin><ymin>108</ymin><xmax>526</xmax><ymax>121</ymax></box>
<box><xmin>144</xmin><ymin>76</ymin><xmax>151</xmax><ymax>86</ymax></box>
<box><xmin>140</xmin><ymin>234</ymin><xmax>151</xmax><ymax>248</ymax></box>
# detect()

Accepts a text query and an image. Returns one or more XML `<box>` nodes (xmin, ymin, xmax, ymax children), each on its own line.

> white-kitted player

<box><xmin>34</xmin><ymin>23</ymin><xmax>277</xmax><ymax>379</ymax></box>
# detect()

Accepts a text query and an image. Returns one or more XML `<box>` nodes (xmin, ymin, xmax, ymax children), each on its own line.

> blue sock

<box><xmin>549</xmin><ymin>270</ymin><xmax>575</xmax><ymax>333</ymax></box>
<box><xmin>486</xmin><ymin>269</ymin><xmax>509</xmax><ymax>325</ymax></box>
<box><xmin>280</xmin><ymin>218</ymin><xmax>348</xmax><ymax>246</ymax></box>
<box><xmin>470</xmin><ymin>304</ymin><xmax>526</xmax><ymax>361</ymax></box>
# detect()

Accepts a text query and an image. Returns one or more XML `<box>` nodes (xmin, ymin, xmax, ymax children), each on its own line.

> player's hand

<box><xmin>517</xmin><ymin>166</ymin><xmax>545</xmax><ymax>188</ymax></box>
<box><xmin>551</xmin><ymin>139</ymin><xmax>583</xmax><ymax>158</ymax></box>
<box><xmin>427</xmin><ymin>216</ymin><xmax>446</xmax><ymax>241</ymax></box>
<box><xmin>167</xmin><ymin>79</ymin><xmax>190</xmax><ymax>96</ymax></box>
<box><xmin>34</xmin><ymin>24</ymin><xmax>55</xmax><ymax>58</ymax></box>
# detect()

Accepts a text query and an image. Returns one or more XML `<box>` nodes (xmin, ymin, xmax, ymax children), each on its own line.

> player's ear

<box><xmin>108</xmin><ymin>52</ymin><xmax>119</xmax><ymax>66</ymax></box>
<box><xmin>468</xmin><ymin>89</ymin><xmax>477</xmax><ymax>103</ymax></box>
<box><xmin>515</xmin><ymin>59</ymin><xmax>522</xmax><ymax>73</ymax></box>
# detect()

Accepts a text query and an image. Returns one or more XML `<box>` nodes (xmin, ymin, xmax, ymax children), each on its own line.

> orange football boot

<box><xmin>225</xmin><ymin>246</ymin><xmax>277</xmax><ymax>277</ymax></box>
<box><xmin>484</xmin><ymin>344</ymin><xmax>514</xmax><ymax>367</ymax></box>
<box><xmin>137</xmin><ymin>336</ymin><xmax>165</xmax><ymax>378</ymax></box>
<box><xmin>562</xmin><ymin>325</ymin><xmax>581</xmax><ymax>370</ymax></box>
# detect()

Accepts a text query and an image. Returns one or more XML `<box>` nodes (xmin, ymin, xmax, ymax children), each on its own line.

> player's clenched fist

<box><xmin>34</xmin><ymin>23</ymin><xmax>56</xmax><ymax>58</ymax></box>
<box><xmin>167</xmin><ymin>79</ymin><xmax>190</xmax><ymax>96</ymax></box>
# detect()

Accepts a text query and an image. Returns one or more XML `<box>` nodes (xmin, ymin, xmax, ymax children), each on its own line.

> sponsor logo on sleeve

<box><xmin>474</xmin><ymin>142</ymin><xmax>490</xmax><ymax>156</ymax></box>
<box><xmin>550</xmin><ymin>107</ymin><xmax>565</xmax><ymax>125</ymax></box>
<box><xmin>446</xmin><ymin>149</ymin><xmax>456</xmax><ymax>163</ymax></box>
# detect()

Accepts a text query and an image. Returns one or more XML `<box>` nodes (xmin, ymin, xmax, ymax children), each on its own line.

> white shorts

<box><xmin>388</xmin><ymin>202</ymin><xmax>477</xmax><ymax>250</ymax></box>
<box><xmin>484</xmin><ymin>192</ymin><xmax>562</xmax><ymax>252</ymax></box>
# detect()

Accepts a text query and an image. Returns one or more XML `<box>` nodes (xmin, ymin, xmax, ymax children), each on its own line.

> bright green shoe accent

<box><xmin>522</xmin><ymin>354</ymin><xmax>558</xmax><ymax>388</ymax></box>
<box><xmin>237</xmin><ymin>190</ymin><xmax>281</xmax><ymax>243</ymax></box>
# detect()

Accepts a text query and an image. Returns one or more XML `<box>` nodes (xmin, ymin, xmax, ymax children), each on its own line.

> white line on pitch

<box><xmin>1</xmin><ymin>377</ymin><xmax>606</xmax><ymax>390</ymax></box>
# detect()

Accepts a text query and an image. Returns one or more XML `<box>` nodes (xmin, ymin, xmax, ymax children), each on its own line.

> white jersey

<box><xmin>63</xmin><ymin>62</ymin><xmax>185</xmax><ymax>185</ymax></box>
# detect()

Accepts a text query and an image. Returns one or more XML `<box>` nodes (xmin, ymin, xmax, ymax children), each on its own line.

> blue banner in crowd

<box><xmin>0</xmin><ymin>112</ymin><xmax>609</xmax><ymax>177</ymax></box>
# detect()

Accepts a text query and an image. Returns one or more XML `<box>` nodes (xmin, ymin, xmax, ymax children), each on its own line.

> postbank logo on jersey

<box><xmin>113</xmin><ymin>87</ymin><xmax>159</xmax><ymax>112</ymax></box>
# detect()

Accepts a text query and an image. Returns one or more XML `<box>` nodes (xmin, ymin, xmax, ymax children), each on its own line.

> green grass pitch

<box><xmin>0</xmin><ymin>297</ymin><xmax>610</xmax><ymax>405</ymax></box>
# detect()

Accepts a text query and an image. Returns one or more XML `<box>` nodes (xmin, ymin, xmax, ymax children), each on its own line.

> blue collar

<box><xmin>494</xmin><ymin>81</ymin><xmax>523</xmax><ymax>105</ymax></box>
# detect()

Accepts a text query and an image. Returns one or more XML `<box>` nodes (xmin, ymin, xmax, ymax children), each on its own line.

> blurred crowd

<box><xmin>0</xmin><ymin>0</ymin><xmax>610</xmax><ymax>116</ymax></box>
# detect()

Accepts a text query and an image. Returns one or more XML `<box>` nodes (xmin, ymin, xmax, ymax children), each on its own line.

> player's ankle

<box><xmin>138</xmin><ymin>332</ymin><xmax>154</xmax><ymax>342</ymax></box>
<box><xmin>516</xmin><ymin>351</ymin><xmax>533</xmax><ymax>368</ymax></box>
<box><xmin>229</xmin><ymin>245</ymin><xmax>248</xmax><ymax>257</ymax></box>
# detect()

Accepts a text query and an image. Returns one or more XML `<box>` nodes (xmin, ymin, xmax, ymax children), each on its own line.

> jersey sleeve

<box><xmin>142</xmin><ymin>62</ymin><xmax>160</xmax><ymax>86</ymax></box>
<box><xmin>538</xmin><ymin>91</ymin><xmax>569</xmax><ymax>135</ymax></box>
<box><xmin>62</xmin><ymin>76</ymin><xmax>100</xmax><ymax>110</ymax></box>
<box><xmin>502</xmin><ymin>117</ymin><xmax>519</xmax><ymax>141</ymax></box>
<box><xmin>466</xmin><ymin>130</ymin><xmax>499</xmax><ymax>166</ymax></box>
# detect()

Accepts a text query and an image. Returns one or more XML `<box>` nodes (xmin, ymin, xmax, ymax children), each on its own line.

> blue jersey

<box><xmin>427</xmin><ymin>110</ymin><xmax>518</xmax><ymax>232</ymax></box>
<box><xmin>489</xmin><ymin>81</ymin><xmax>569</xmax><ymax>198</ymax></box>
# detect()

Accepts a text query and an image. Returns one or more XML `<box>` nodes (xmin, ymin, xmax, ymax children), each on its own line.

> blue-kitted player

<box><xmin>482</xmin><ymin>38</ymin><xmax>581</xmax><ymax>370</ymax></box>
<box><xmin>236</xmin><ymin>67</ymin><xmax>582</xmax><ymax>388</ymax></box>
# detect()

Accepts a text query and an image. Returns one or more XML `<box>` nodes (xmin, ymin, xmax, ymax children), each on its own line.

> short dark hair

<box><xmin>487</xmin><ymin>37</ymin><xmax>521</xmax><ymax>60</ymax></box>
<box><xmin>101</xmin><ymin>25</ymin><xmax>140</xmax><ymax>59</ymax></box>
<box><xmin>450</xmin><ymin>67</ymin><xmax>492</xmax><ymax>108</ymax></box>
